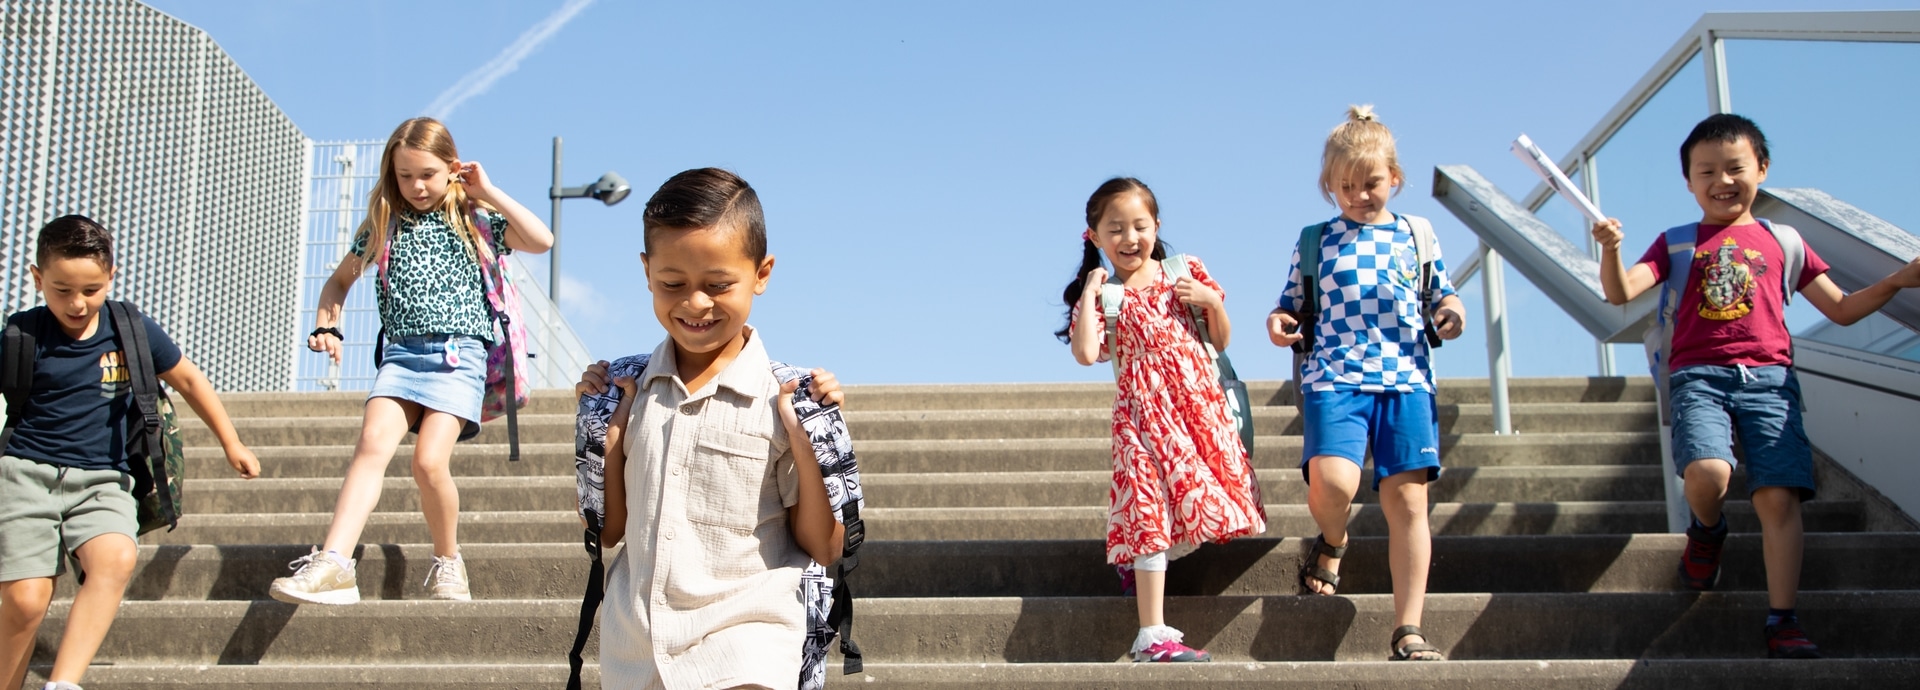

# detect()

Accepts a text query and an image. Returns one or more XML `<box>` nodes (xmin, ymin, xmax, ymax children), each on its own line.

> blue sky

<box><xmin>145</xmin><ymin>1</ymin><xmax>1920</xmax><ymax>385</ymax></box>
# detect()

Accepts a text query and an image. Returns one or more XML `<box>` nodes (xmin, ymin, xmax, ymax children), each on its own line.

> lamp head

<box><xmin>591</xmin><ymin>171</ymin><xmax>631</xmax><ymax>206</ymax></box>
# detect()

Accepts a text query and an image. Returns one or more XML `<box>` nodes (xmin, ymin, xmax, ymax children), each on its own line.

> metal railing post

<box><xmin>1482</xmin><ymin>247</ymin><xmax>1514</xmax><ymax>434</ymax></box>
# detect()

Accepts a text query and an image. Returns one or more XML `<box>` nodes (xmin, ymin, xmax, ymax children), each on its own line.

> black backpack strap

<box><xmin>107</xmin><ymin>301</ymin><xmax>176</xmax><ymax>530</ymax></box>
<box><xmin>499</xmin><ymin>312</ymin><xmax>520</xmax><ymax>463</ymax></box>
<box><xmin>830</xmin><ymin>501</ymin><xmax>865</xmax><ymax>674</ymax></box>
<box><xmin>1</xmin><ymin>312</ymin><xmax>42</xmax><ymax>453</ymax></box>
<box><xmin>566</xmin><ymin>511</ymin><xmax>604</xmax><ymax>690</ymax></box>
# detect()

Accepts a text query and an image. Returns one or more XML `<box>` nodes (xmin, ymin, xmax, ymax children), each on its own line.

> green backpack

<box><xmin>2</xmin><ymin>302</ymin><xmax>185</xmax><ymax>535</ymax></box>
<box><xmin>1100</xmin><ymin>254</ymin><xmax>1255</xmax><ymax>457</ymax></box>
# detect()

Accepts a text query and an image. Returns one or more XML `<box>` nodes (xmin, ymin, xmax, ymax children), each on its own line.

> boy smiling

<box><xmin>595</xmin><ymin>168</ymin><xmax>843</xmax><ymax>689</ymax></box>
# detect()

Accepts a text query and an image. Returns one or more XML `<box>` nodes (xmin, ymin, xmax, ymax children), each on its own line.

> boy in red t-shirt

<box><xmin>1593</xmin><ymin>113</ymin><xmax>1920</xmax><ymax>659</ymax></box>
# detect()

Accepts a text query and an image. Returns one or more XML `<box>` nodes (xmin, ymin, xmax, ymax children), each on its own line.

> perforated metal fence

<box><xmin>1</xmin><ymin>0</ymin><xmax>308</xmax><ymax>391</ymax></box>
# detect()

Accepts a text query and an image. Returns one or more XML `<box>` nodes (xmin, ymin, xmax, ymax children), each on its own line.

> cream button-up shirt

<box><xmin>601</xmin><ymin>329</ymin><xmax>808</xmax><ymax>690</ymax></box>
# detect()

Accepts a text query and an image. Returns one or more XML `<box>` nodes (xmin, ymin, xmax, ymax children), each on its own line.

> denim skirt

<box><xmin>368</xmin><ymin>334</ymin><xmax>487</xmax><ymax>441</ymax></box>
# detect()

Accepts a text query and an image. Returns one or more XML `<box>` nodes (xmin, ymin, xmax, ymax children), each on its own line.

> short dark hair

<box><xmin>641</xmin><ymin>168</ymin><xmax>766</xmax><ymax>263</ymax></box>
<box><xmin>1680</xmin><ymin>113</ymin><xmax>1770</xmax><ymax>176</ymax></box>
<box><xmin>36</xmin><ymin>214</ymin><xmax>115</xmax><ymax>268</ymax></box>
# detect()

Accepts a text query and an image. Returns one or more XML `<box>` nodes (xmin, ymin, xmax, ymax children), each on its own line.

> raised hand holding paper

<box><xmin>1512</xmin><ymin>133</ymin><xmax>1605</xmax><ymax>225</ymax></box>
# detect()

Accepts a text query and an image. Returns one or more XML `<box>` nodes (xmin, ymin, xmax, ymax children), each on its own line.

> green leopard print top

<box><xmin>348</xmin><ymin>209</ymin><xmax>511</xmax><ymax>341</ymax></box>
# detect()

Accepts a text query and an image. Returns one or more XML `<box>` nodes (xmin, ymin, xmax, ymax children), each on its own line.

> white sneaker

<box><xmin>269</xmin><ymin>548</ymin><xmax>360</xmax><ymax>605</ymax></box>
<box><xmin>426</xmin><ymin>554</ymin><xmax>471</xmax><ymax>601</ymax></box>
<box><xmin>44</xmin><ymin>682</ymin><xmax>84</xmax><ymax>690</ymax></box>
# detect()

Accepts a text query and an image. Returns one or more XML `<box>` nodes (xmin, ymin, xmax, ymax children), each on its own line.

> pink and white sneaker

<box><xmin>1130</xmin><ymin>625</ymin><xmax>1211</xmax><ymax>663</ymax></box>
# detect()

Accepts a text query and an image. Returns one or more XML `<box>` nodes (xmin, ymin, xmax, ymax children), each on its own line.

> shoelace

<box><xmin>283</xmin><ymin>552</ymin><xmax>335</xmax><ymax>585</ymax></box>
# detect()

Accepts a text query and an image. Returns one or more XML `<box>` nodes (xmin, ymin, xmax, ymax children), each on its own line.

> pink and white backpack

<box><xmin>470</xmin><ymin>207</ymin><xmax>531</xmax><ymax>460</ymax></box>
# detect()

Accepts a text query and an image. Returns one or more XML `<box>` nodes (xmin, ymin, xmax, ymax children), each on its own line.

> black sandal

<box><xmin>1297</xmin><ymin>534</ymin><xmax>1346</xmax><ymax>596</ymax></box>
<box><xmin>1390</xmin><ymin>625</ymin><xmax>1445</xmax><ymax>661</ymax></box>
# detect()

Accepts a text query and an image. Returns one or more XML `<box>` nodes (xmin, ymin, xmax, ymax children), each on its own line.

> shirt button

<box><xmin>664</xmin><ymin>529</ymin><xmax>675</xmax><ymax>540</ymax></box>
<box><xmin>680</xmin><ymin>403</ymin><xmax>697</xmax><ymax>415</ymax></box>
<box><xmin>671</xmin><ymin>467</ymin><xmax>681</xmax><ymax>476</ymax></box>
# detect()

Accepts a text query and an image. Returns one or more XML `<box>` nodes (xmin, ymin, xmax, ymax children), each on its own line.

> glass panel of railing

<box><xmin>1726</xmin><ymin>39</ymin><xmax>1920</xmax><ymax>343</ymax></box>
<box><xmin>1586</xmin><ymin>51</ymin><xmax>1710</xmax><ymax>267</ymax></box>
<box><xmin>1532</xmin><ymin>165</ymin><xmax>1590</xmax><ymax>251</ymax></box>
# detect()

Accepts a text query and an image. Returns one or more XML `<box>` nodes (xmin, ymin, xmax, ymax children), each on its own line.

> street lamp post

<box><xmin>548</xmin><ymin>136</ymin><xmax>632</xmax><ymax>304</ymax></box>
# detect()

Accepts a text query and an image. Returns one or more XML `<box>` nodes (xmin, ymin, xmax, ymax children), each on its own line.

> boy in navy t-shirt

<box><xmin>0</xmin><ymin>215</ymin><xmax>261</xmax><ymax>690</ymax></box>
<box><xmin>1595</xmin><ymin>114</ymin><xmax>1920</xmax><ymax>658</ymax></box>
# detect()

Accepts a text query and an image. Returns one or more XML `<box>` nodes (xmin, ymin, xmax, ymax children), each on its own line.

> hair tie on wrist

<box><xmin>310</xmin><ymin>326</ymin><xmax>343</xmax><ymax>340</ymax></box>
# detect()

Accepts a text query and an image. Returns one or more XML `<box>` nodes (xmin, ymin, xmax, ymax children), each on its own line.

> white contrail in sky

<box><xmin>423</xmin><ymin>0</ymin><xmax>596</xmax><ymax>121</ymax></box>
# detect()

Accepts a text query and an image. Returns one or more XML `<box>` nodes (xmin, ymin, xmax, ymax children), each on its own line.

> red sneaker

<box><xmin>1765</xmin><ymin>622</ymin><xmax>1823</xmax><ymax>659</ymax></box>
<box><xmin>1678</xmin><ymin>521</ymin><xmax>1726</xmax><ymax>590</ymax></box>
<box><xmin>1133</xmin><ymin>639</ymin><xmax>1211</xmax><ymax>663</ymax></box>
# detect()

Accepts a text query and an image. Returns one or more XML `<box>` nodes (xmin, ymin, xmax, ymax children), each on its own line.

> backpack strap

<box><xmin>1757</xmin><ymin>218</ymin><xmax>1806</xmax><ymax>307</ymax></box>
<box><xmin>1292</xmin><ymin>223</ymin><xmax>1327</xmax><ymax>354</ymax></box>
<box><xmin>470</xmin><ymin>207</ymin><xmax>521</xmax><ymax>462</ymax></box>
<box><xmin>1</xmin><ymin>311</ymin><xmax>44</xmax><ymax>453</ymax></box>
<box><xmin>1648</xmin><ymin>224</ymin><xmax>1699</xmax><ymax>425</ymax></box>
<box><xmin>1161</xmin><ymin>255</ymin><xmax>1220</xmax><ymax>364</ymax></box>
<box><xmin>107</xmin><ymin>301</ymin><xmax>177</xmax><ymax>531</ymax></box>
<box><xmin>1403</xmin><ymin>215</ymin><xmax>1445</xmax><ymax>349</ymax></box>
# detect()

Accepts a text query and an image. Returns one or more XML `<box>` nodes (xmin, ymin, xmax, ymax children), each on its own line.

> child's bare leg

<box><xmin>1751</xmin><ymin>487</ymin><xmax>1804</xmax><ymax>610</ymax></box>
<box><xmin>411</xmin><ymin>410</ymin><xmax>466</xmax><ymax>559</ymax></box>
<box><xmin>1682</xmin><ymin>459</ymin><xmax>1733</xmax><ymax>527</ymax></box>
<box><xmin>1303</xmin><ymin>456</ymin><xmax>1360</xmax><ymax>595</ymax></box>
<box><xmin>1133</xmin><ymin>568</ymin><xmax>1165</xmax><ymax>628</ymax></box>
<box><xmin>0</xmin><ymin>577</ymin><xmax>54</xmax><ymax>690</ymax></box>
<box><xmin>1379</xmin><ymin>471</ymin><xmax>1433</xmax><ymax>633</ymax></box>
<box><xmin>322</xmin><ymin>396</ymin><xmax>419</xmax><ymax>553</ymax></box>
<box><xmin>47</xmin><ymin>533</ymin><xmax>137</xmax><ymax>684</ymax></box>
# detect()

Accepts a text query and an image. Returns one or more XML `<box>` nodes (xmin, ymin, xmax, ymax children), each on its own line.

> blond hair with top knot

<box><xmin>1318</xmin><ymin>104</ymin><xmax>1403</xmax><ymax>206</ymax></box>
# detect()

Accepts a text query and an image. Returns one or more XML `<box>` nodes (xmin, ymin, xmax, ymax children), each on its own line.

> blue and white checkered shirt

<box><xmin>1276</xmin><ymin>215</ymin><xmax>1457</xmax><ymax>393</ymax></box>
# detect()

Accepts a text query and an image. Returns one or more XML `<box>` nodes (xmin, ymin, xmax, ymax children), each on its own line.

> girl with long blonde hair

<box><xmin>271</xmin><ymin>117</ymin><xmax>554</xmax><ymax>605</ymax></box>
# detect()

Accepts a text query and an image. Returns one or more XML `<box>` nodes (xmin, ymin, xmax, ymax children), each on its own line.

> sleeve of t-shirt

<box><xmin>1276</xmin><ymin>244</ymin><xmax>1305</xmax><ymax>313</ymax></box>
<box><xmin>1428</xmin><ymin>255</ymin><xmax>1459</xmax><ymax>306</ymax></box>
<box><xmin>1633</xmin><ymin>234</ymin><xmax>1671</xmax><ymax>283</ymax></box>
<box><xmin>1067</xmin><ymin>296</ymin><xmax>1112</xmax><ymax>364</ymax></box>
<box><xmin>347</xmin><ymin>225</ymin><xmax>372</xmax><ymax>260</ymax></box>
<box><xmin>770</xmin><ymin>400</ymin><xmax>799</xmax><ymax>508</ymax></box>
<box><xmin>144</xmin><ymin>314</ymin><xmax>183</xmax><ymax>375</ymax></box>
<box><xmin>487</xmin><ymin>210</ymin><xmax>512</xmax><ymax>257</ymax></box>
<box><xmin>1797</xmin><ymin>240</ymin><xmax>1831</xmax><ymax>291</ymax></box>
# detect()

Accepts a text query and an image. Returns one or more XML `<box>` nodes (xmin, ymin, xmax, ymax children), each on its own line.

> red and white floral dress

<box><xmin>1072</xmin><ymin>256</ymin><xmax>1267</xmax><ymax>565</ymax></box>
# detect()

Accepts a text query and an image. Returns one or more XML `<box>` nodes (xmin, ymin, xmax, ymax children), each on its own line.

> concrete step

<box><xmin>202</xmin><ymin>378</ymin><xmax>1655</xmax><ymax>419</ymax></box>
<box><xmin>853</xmin><ymin>534</ymin><xmax>1920</xmax><ymax>597</ymax></box>
<box><xmin>853</xmin><ymin>467</ymin><xmax>1714</xmax><ymax>508</ymax></box>
<box><xmin>852</xmin><ymin>432</ymin><xmax>1660</xmax><ymax>474</ymax></box>
<box><xmin>186</xmin><ymin>444</ymin><xmax>573</xmax><ymax>479</ymax></box>
<box><xmin>178</xmin><ymin>466</ymin><xmax>1707</xmax><ymax>514</ymax></box>
<box><xmin>38</xmin><ymin>659</ymin><xmax>1920</xmax><ymax>689</ymax></box>
<box><xmin>31</xmin><ymin>664</ymin><xmax>597</xmax><ymax>689</ymax></box>
<box><xmin>853</xmin><ymin>592</ymin><xmax>1920</xmax><ymax>663</ymax></box>
<box><xmin>853</xmin><ymin>501</ymin><xmax>1862</xmax><ymax>541</ymax></box>
<box><xmin>67</xmin><ymin>534</ymin><xmax>1920</xmax><ymax>602</ymax></box>
<box><xmin>28</xmin><ymin>600</ymin><xmax>589</xmax><ymax>666</ymax></box>
<box><xmin>185</xmin><ymin>432</ymin><xmax>1661</xmax><ymax>481</ymax></box>
<box><xmin>175</xmin><ymin>403</ymin><xmax>1657</xmax><ymax>447</ymax></box>
<box><xmin>28</xmin><ymin>592</ymin><xmax>1917</xmax><ymax>665</ymax></box>
<box><xmin>139</xmin><ymin>501</ymin><xmax>1863</xmax><ymax>546</ymax></box>
<box><xmin>823</xmin><ymin>659</ymin><xmax>1920</xmax><ymax>688</ymax></box>
<box><xmin>837</xmin><ymin>403</ymin><xmax>1654</xmax><ymax>441</ymax></box>
<box><xmin>199</xmin><ymin>390</ymin><xmax>583</xmax><ymax>419</ymax></box>
<box><xmin>826</xmin><ymin>377</ymin><xmax>1657</xmax><ymax>412</ymax></box>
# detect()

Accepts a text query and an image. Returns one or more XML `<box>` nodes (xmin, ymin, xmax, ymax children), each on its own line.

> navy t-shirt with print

<box><xmin>1</xmin><ymin>306</ymin><xmax>181</xmax><ymax>471</ymax></box>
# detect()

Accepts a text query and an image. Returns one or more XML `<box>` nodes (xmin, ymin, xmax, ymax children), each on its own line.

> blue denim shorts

<box><xmin>369</xmin><ymin>334</ymin><xmax>487</xmax><ymax>441</ymax></box>
<box><xmin>1301</xmin><ymin>388</ymin><xmax>1442</xmax><ymax>491</ymax></box>
<box><xmin>1670</xmin><ymin>364</ymin><xmax>1814</xmax><ymax>500</ymax></box>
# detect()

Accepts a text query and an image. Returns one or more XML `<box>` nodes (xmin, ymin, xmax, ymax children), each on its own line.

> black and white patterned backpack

<box><xmin>567</xmin><ymin>353</ymin><xmax>865</xmax><ymax>689</ymax></box>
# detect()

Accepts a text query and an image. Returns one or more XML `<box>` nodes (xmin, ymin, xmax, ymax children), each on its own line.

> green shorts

<box><xmin>0</xmin><ymin>454</ymin><xmax>138</xmax><ymax>582</ymax></box>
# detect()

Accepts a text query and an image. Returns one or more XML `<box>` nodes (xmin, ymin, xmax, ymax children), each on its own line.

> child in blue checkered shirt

<box><xmin>1267</xmin><ymin>105</ymin><xmax>1467</xmax><ymax>662</ymax></box>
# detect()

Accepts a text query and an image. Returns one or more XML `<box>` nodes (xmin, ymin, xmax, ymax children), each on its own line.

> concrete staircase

<box><xmin>30</xmin><ymin>378</ymin><xmax>1920</xmax><ymax>687</ymax></box>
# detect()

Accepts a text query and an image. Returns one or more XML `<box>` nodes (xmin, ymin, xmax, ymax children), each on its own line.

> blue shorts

<box><xmin>1670</xmin><ymin>364</ymin><xmax>1814</xmax><ymax>500</ymax></box>
<box><xmin>1301</xmin><ymin>389</ymin><xmax>1442</xmax><ymax>491</ymax></box>
<box><xmin>369</xmin><ymin>334</ymin><xmax>487</xmax><ymax>442</ymax></box>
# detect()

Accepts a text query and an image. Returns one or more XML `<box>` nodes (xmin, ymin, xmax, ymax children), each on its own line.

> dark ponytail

<box><xmin>1054</xmin><ymin>177</ymin><xmax>1169</xmax><ymax>343</ymax></box>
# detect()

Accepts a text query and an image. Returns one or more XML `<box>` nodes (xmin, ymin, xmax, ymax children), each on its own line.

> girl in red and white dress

<box><xmin>1060</xmin><ymin>177</ymin><xmax>1266</xmax><ymax>663</ymax></box>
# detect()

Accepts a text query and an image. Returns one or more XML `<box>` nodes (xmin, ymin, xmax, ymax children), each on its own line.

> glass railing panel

<box><xmin>1584</xmin><ymin>51</ymin><xmax>1711</xmax><ymax>268</ymax></box>
<box><xmin>1725</xmin><ymin>39</ymin><xmax>1920</xmax><ymax>234</ymax></box>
